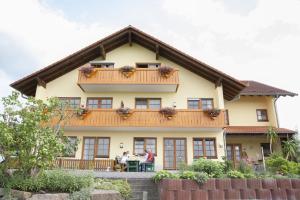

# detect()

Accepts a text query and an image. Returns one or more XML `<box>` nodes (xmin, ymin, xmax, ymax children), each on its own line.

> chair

<box><xmin>144</xmin><ymin>163</ymin><xmax>155</xmax><ymax>172</ymax></box>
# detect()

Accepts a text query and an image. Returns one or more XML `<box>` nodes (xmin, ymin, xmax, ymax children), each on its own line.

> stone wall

<box><xmin>158</xmin><ymin>178</ymin><xmax>300</xmax><ymax>200</ymax></box>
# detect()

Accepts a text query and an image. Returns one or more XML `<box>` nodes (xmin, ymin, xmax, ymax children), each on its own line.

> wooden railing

<box><xmin>53</xmin><ymin>158</ymin><xmax>115</xmax><ymax>171</ymax></box>
<box><xmin>62</xmin><ymin>109</ymin><xmax>226</xmax><ymax>128</ymax></box>
<box><xmin>78</xmin><ymin>68</ymin><xmax>179</xmax><ymax>85</ymax></box>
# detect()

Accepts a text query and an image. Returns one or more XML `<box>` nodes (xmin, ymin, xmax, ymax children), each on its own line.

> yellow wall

<box><xmin>225</xmin><ymin>96</ymin><xmax>277</xmax><ymax>127</ymax></box>
<box><xmin>63</xmin><ymin>130</ymin><xmax>225</xmax><ymax>170</ymax></box>
<box><xmin>36</xmin><ymin>43</ymin><xmax>222</xmax><ymax>109</ymax></box>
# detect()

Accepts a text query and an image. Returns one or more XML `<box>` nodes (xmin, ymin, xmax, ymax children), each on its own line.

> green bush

<box><xmin>95</xmin><ymin>179</ymin><xmax>131</xmax><ymax>199</ymax></box>
<box><xmin>194</xmin><ymin>172</ymin><xmax>209</xmax><ymax>185</ymax></box>
<box><xmin>1</xmin><ymin>170</ymin><xmax>94</xmax><ymax>193</ymax></box>
<box><xmin>227</xmin><ymin>170</ymin><xmax>245</xmax><ymax>179</ymax></box>
<box><xmin>68</xmin><ymin>188</ymin><xmax>92</xmax><ymax>200</ymax></box>
<box><xmin>191</xmin><ymin>158</ymin><xmax>224</xmax><ymax>178</ymax></box>
<box><xmin>179</xmin><ymin>171</ymin><xmax>196</xmax><ymax>180</ymax></box>
<box><xmin>266</xmin><ymin>154</ymin><xmax>300</xmax><ymax>175</ymax></box>
<box><xmin>152</xmin><ymin>170</ymin><xmax>178</xmax><ymax>183</ymax></box>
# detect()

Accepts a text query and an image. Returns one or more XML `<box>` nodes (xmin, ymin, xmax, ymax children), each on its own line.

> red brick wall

<box><xmin>158</xmin><ymin>178</ymin><xmax>300</xmax><ymax>200</ymax></box>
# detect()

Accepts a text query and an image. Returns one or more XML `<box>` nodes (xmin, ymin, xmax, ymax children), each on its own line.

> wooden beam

<box><xmin>100</xmin><ymin>44</ymin><xmax>106</xmax><ymax>59</ymax></box>
<box><xmin>128</xmin><ymin>31</ymin><xmax>132</xmax><ymax>46</ymax></box>
<box><xmin>155</xmin><ymin>44</ymin><xmax>159</xmax><ymax>60</ymax></box>
<box><xmin>36</xmin><ymin>77</ymin><xmax>46</xmax><ymax>88</ymax></box>
<box><xmin>215</xmin><ymin>77</ymin><xmax>222</xmax><ymax>88</ymax></box>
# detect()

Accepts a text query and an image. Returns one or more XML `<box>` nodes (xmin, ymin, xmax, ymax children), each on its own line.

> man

<box><xmin>140</xmin><ymin>149</ymin><xmax>154</xmax><ymax>171</ymax></box>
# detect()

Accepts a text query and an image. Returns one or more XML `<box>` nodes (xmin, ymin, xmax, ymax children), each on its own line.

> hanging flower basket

<box><xmin>77</xmin><ymin>105</ymin><xmax>90</xmax><ymax>119</ymax></box>
<box><xmin>204</xmin><ymin>108</ymin><xmax>221</xmax><ymax>120</ymax></box>
<box><xmin>119</xmin><ymin>66</ymin><xmax>136</xmax><ymax>78</ymax></box>
<box><xmin>79</xmin><ymin>65</ymin><xmax>96</xmax><ymax>78</ymax></box>
<box><xmin>158</xmin><ymin>66</ymin><xmax>175</xmax><ymax>78</ymax></box>
<box><xmin>159</xmin><ymin>107</ymin><xmax>177</xmax><ymax>120</ymax></box>
<box><xmin>116</xmin><ymin>107</ymin><xmax>134</xmax><ymax>120</ymax></box>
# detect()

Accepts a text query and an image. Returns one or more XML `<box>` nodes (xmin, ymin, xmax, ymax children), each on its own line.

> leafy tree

<box><xmin>282</xmin><ymin>138</ymin><xmax>298</xmax><ymax>160</ymax></box>
<box><xmin>0</xmin><ymin>91</ymin><xmax>76</xmax><ymax>177</ymax></box>
<box><xmin>266</xmin><ymin>127</ymin><xmax>278</xmax><ymax>154</ymax></box>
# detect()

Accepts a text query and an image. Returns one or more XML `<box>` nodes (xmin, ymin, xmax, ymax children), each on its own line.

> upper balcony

<box><xmin>61</xmin><ymin>109</ymin><xmax>226</xmax><ymax>132</ymax></box>
<box><xmin>77</xmin><ymin>68</ymin><xmax>179</xmax><ymax>93</ymax></box>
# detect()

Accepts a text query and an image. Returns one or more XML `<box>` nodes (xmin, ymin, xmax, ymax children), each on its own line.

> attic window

<box><xmin>90</xmin><ymin>61</ymin><xmax>114</xmax><ymax>68</ymax></box>
<box><xmin>136</xmin><ymin>63</ymin><xmax>161</xmax><ymax>68</ymax></box>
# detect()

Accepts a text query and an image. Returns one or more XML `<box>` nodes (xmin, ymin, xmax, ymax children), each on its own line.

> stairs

<box><xmin>126</xmin><ymin>178</ymin><xmax>159</xmax><ymax>200</ymax></box>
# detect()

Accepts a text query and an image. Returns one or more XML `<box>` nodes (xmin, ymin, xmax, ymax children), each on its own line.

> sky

<box><xmin>0</xmin><ymin>0</ymin><xmax>299</xmax><ymax>131</ymax></box>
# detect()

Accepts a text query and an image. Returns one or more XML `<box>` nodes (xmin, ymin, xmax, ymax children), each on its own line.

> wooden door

<box><xmin>226</xmin><ymin>144</ymin><xmax>242</xmax><ymax>166</ymax></box>
<box><xmin>164</xmin><ymin>138</ymin><xmax>186</xmax><ymax>170</ymax></box>
<box><xmin>83</xmin><ymin>137</ymin><xmax>96</xmax><ymax>160</ymax></box>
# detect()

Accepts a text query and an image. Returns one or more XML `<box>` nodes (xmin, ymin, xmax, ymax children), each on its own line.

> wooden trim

<box><xmin>225</xmin><ymin>109</ymin><xmax>230</xmax><ymax>125</ymax></box>
<box><xmin>133</xmin><ymin>137</ymin><xmax>157</xmax><ymax>156</ymax></box>
<box><xmin>163</xmin><ymin>138</ymin><xmax>187</xmax><ymax>170</ymax></box>
<box><xmin>86</xmin><ymin>97</ymin><xmax>113</xmax><ymax>109</ymax></box>
<box><xmin>256</xmin><ymin>109</ymin><xmax>269</xmax><ymax>122</ymax></box>
<box><xmin>192</xmin><ymin>137</ymin><xmax>218</xmax><ymax>159</ymax></box>
<box><xmin>135</xmin><ymin>98</ymin><xmax>162</xmax><ymax>109</ymax></box>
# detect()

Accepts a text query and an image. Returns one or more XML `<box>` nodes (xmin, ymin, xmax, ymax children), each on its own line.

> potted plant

<box><xmin>116</xmin><ymin>107</ymin><xmax>133</xmax><ymax>120</ymax></box>
<box><xmin>204</xmin><ymin>108</ymin><xmax>221</xmax><ymax>119</ymax></box>
<box><xmin>119</xmin><ymin>66</ymin><xmax>136</xmax><ymax>78</ymax></box>
<box><xmin>79</xmin><ymin>65</ymin><xmax>96</xmax><ymax>78</ymax></box>
<box><xmin>158</xmin><ymin>66</ymin><xmax>175</xmax><ymax>78</ymax></box>
<box><xmin>159</xmin><ymin>107</ymin><xmax>177</xmax><ymax>120</ymax></box>
<box><xmin>77</xmin><ymin>105</ymin><xmax>89</xmax><ymax>119</ymax></box>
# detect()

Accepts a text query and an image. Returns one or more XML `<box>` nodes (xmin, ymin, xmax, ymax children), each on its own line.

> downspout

<box><xmin>223</xmin><ymin>129</ymin><xmax>227</xmax><ymax>159</ymax></box>
<box><xmin>274</xmin><ymin>95</ymin><xmax>280</xmax><ymax>128</ymax></box>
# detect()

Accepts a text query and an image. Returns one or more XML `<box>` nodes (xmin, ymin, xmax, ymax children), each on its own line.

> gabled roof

<box><xmin>240</xmin><ymin>81</ymin><xmax>297</xmax><ymax>97</ymax></box>
<box><xmin>225</xmin><ymin>126</ymin><xmax>296</xmax><ymax>135</ymax></box>
<box><xmin>10</xmin><ymin>25</ymin><xmax>246</xmax><ymax>100</ymax></box>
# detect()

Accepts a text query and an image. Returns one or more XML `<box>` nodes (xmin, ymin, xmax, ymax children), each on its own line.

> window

<box><xmin>193</xmin><ymin>138</ymin><xmax>217</xmax><ymax>159</ymax></box>
<box><xmin>83</xmin><ymin>137</ymin><xmax>110</xmax><ymax>160</ymax></box>
<box><xmin>90</xmin><ymin>62</ymin><xmax>114</xmax><ymax>68</ymax></box>
<box><xmin>135</xmin><ymin>98</ymin><xmax>161</xmax><ymax>109</ymax></box>
<box><xmin>63</xmin><ymin>136</ymin><xmax>78</xmax><ymax>157</ymax></box>
<box><xmin>261</xmin><ymin>143</ymin><xmax>271</xmax><ymax>157</ymax></box>
<box><xmin>225</xmin><ymin>109</ymin><xmax>230</xmax><ymax>125</ymax></box>
<box><xmin>256</xmin><ymin>109</ymin><xmax>268</xmax><ymax>122</ymax></box>
<box><xmin>59</xmin><ymin>97</ymin><xmax>81</xmax><ymax>109</ymax></box>
<box><xmin>87</xmin><ymin>98</ymin><xmax>112</xmax><ymax>109</ymax></box>
<box><xmin>187</xmin><ymin>98</ymin><xmax>214</xmax><ymax>110</ymax></box>
<box><xmin>136</xmin><ymin>63</ymin><xmax>161</xmax><ymax>68</ymax></box>
<box><xmin>134</xmin><ymin>138</ymin><xmax>157</xmax><ymax>155</ymax></box>
<box><xmin>201</xmin><ymin>98</ymin><xmax>213</xmax><ymax>110</ymax></box>
<box><xmin>188</xmin><ymin>99</ymin><xmax>200</xmax><ymax>109</ymax></box>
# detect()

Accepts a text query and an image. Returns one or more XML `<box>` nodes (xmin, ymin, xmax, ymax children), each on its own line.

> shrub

<box><xmin>194</xmin><ymin>172</ymin><xmax>209</xmax><ymax>185</ymax></box>
<box><xmin>227</xmin><ymin>170</ymin><xmax>245</xmax><ymax>179</ymax></box>
<box><xmin>152</xmin><ymin>170</ymin><xmax>178</xmax><ymax>183</ymax></box>
<box><xmin>238</xmin><ymin>160</ymin><xmax>254</xmax><ymax>175</ymax></box>
<box><xmin>68</xmin><ymin>188</ymin><xmax>92</xmax><ymax>200</ymax></box>
<box><xmin>179</xmin><ymin>171</ymin><xmax>196</xmax><ymax>180</ymax></box>
<box><xmin>266</xmin><ymin>153</ymin><xmax>300</xmax><ymax>175</ymax></box>
<box><xmin>95</xmin><ymin>179</ymin><xmax>131</xmax><ymax>199</ymax></box>
<box><xmin>222</xmin><ymin>156</ymin><xmax>234</xmax><ymax>173</ymax></box>
<box><xmin>1</xmin><ymin>170</ymin><xmax>94</xmax><ymax>193</ymax></box>
<box><xmin>191</xmin><ymin>158</ymin><xmax>224</xmax><ymax>178</ymax></box>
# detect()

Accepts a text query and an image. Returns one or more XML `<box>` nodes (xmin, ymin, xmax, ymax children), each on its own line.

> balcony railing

<box><xmin>61</xmin><ymin>109</ymin><xmax>226</xmax><ymax>130</ymax></box>
<box><xmin>77</xmin><ymin>68</ymin><xmax>179</xmax><ymax>92</ymax></box>
<box><xmin>53</xmin><ymin>158</ymin><xmax>115</xmax><ymax>171</ymax></box>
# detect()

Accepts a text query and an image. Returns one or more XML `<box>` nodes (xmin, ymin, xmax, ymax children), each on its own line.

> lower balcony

<box><xmin>62</xmin><ymin>109</ymin><xmax>226</xmax><ymax>131</ymax></box>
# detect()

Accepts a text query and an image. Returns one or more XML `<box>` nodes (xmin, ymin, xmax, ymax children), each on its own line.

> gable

<box><xmin>10</xmin><ymin>25</ymin><xmax>245</xmax><ymax>100</ymax></box>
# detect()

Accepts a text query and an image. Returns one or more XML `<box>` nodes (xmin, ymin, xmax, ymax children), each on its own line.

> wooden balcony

<box><xmin>77</xmin><ymin>68</ymin><xmax>179</xmax><ymax>92</ymax></box>
<box><xmin>62</xmin><ymin>109</ymin><xmax>226</xmax><ymax>131</ymax></box>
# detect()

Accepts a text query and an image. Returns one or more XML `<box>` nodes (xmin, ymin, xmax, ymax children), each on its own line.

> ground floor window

<box><xmin>164</xmin><ymin>138</ymin><xmax>186</xmax><ymax>170</ymax></box>
<box><xmin>134</xmin><ymin>138</ymin><xmax>156</xmax><ymax>155</ymax></box>
<box><xmin>83</xmin><ymin>137</ymin><xmax>110</xmax><ymax>160</ymax></box>
<box><xmin>193</xmin><ymin>138</ymin><xmax>217</xmax><ymax>159</ymax></box>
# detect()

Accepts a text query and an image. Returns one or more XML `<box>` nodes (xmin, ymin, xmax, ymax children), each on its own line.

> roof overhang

<box><xmin>10</xmin><ymin>26</ymin><xmax>246</xmax><ymax>100</ymax></box>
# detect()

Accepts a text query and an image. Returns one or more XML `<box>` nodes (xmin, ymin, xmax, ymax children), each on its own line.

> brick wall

<box><xmin>158</xmin><ymin>178</ymin><xmax>300</xmax><ymax>200</ymax></box>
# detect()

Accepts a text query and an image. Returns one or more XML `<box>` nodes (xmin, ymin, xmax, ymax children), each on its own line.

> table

<box><xmin>126</xmin><ymin>160</ymin><xmax>140</xmax><ymax>172</ymax></box>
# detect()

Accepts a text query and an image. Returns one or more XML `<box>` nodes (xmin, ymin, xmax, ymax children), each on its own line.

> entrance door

<box><xmin>164</xmin><ymin>138</ymin><xmax>186</xmax><ymax>170</ymax></box>
<box><xmin>226</xmin><ymin>144</ymin><xmax>241</xmax><ymax>166</ymax></box>
<box><xmin>83</xmin><ymin>137</ymin><xmax>96</xmax><ymax>160</ymax></box>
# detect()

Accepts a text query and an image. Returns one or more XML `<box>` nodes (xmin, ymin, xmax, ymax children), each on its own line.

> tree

<box><xmin>266</xmin><ymin>127</ymin><xmax>278</xmax><ymax>154</ymax></box>
<box><xmin>0</xmin><ymin>91</ymin><xmax>76</xmax><ymax>177</ymax></box>
<box><xmin>282</xmin><ymin>138</ymin><xmax>298</xmax><ymax>160</ymax></box>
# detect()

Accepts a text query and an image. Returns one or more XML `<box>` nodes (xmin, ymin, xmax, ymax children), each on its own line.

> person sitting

<box><xmin>120</xmin><ymin>151</ymin><xmax>129</xmax><ymax>171</ymax></box>
<box><xmin>140</xmin><ymin>149</ymin><xmax>154</xmax><ymax>171</ymax></box>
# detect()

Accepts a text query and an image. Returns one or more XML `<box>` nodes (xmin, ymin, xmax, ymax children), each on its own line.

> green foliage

<box><xmin>194</xmin><ymin>172</ymin><xmax>209</xmax><ymax>185</ymax></box>
<box><xmin>152</xmin><ymin>170</ymin><xmax>178</xmax><ymax>183</ymax></box>
<box><xmin>226</xmin><ymin>170</ymin><xmax>245</xmax><ymax>179</ymax></box>
<box><xmin>266</xmin><ymin>153</ymin><xmax>300</xmax><ymax>175</ymax></box>
<box><xmin>282</xmin><ymin>138</ymin><xmax>298</xmax><ymax>160</ymax></box>
<box><xmin>191</xmin><ymin>158</ymin><xmax>224</xmax><ymax>178</ymax></box>
<box><xmin>0</xmin><ymin>170</ymin><xmax>94</xmax><ymax>193</ymax></box>
<box><xmin>68</xmin><ymin>188</ymin><xmax>92</xmax><ymax>200</ymax></box>
<box><xmin>95</xmin><ymin>179</ymin><xmax>132</xmax><ymax>199</ymax></box>
<box><xmin>266</xmin><ymin>127</ymin><xmax>278</xmax><ymax>154</ymax></box>
<box><xmin>0</xmin><ymin>92</ymin><xmax>76</xmax><ymax>177</ymax></box>
<box><xmin>222</xmin><ymin>156</ymin><xmax>234</xmax><ymax>173</ymax></box>
<box><xmin>238</xmin><ymin>160</ymin><xmax>254</xmax><ymax>175</ymax></box>
<box><xmin>179</xmin><ymin>171</ymin><xmax>196</xmax><ymax>180</ymax></box>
